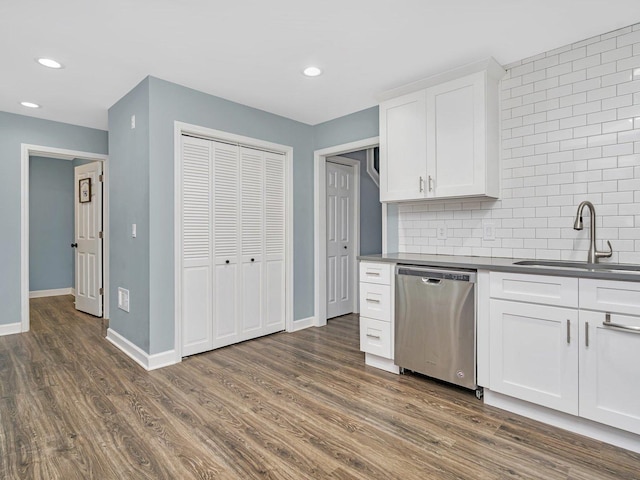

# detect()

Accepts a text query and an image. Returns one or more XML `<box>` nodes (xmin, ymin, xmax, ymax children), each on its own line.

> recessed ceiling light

<box><xmin>303</xmin><ymin>66</ymin><xmax>322</xmax><ymax>77</ymax></box>
<box><xmin>37</xmin><ymin>58</ymin><xmax>63</xmax><ymax>69</ymax></box>
<box><xmin>20</xmin><ymin>101</ymin><xmax>41</xmax><ymax>109</ymax></box>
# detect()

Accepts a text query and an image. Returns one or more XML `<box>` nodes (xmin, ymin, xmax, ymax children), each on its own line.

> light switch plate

<box><xmin>132</xmin><ymin>224</ymin><xmax>137</xmax><ymax>238</ymax></box>
<box><xmin>131</xmin><ymin>114</ymin><xmax>136</xmax><ymax>129</ymax></box>
<box><xmin>118</xmin><ymin>287</ymin><xmax>130</xmax><ymax>312</ymax></box>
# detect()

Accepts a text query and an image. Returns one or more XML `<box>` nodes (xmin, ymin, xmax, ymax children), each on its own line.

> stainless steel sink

<box><xmin>513</xmin><ymin>260</ymin><xmax>640</xmax><ymax>272</ymax></box>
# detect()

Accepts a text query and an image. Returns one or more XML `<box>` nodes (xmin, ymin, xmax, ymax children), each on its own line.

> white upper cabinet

<box><xmin>378</xmin><ymin>58</ymin><xmax>504</xmax><ymax>202</ymax></box>
<box><xmin>379</xmin><ymin>91</ymin><xmax>427</xmax><ymax>201</ymax></box>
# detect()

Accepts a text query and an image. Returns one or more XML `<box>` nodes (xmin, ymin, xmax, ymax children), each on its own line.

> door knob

<box><xmin>70</xmin><ymin>243</ymin><xmax>78</xmax><ymax>248</ymax></box>
<box><xmin>343</xmin><ymin>246</ymin><xmax>347</xmax><ymax>249</ymax></box>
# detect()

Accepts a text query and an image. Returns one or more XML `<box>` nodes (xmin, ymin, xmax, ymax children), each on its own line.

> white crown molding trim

<box><xmin>0</xmin><ymin>323</ymin><xmax>22</xmax><ymax>337</ymax></box>
<box><xmin>290</xmin><ymin>316</ymin><xmax>316</xmax><ymax>332</ymax></box>
<box><xmin>29</xmin><ymin>288</ymin><xmax>73</xmax><ymax>299</ymax></box>
<box><xmin>106</xmin><ymin>328</ymin><xmax>177</xmax><ymax>371</ymax></box>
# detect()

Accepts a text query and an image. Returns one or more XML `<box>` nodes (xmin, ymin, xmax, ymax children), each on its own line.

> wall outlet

<box><xmin>437</xmin><ymin>224</ymin><xmax>447</xmax><ymax>240</ymax></box>
<box><xmin>483</xmin><ymin>221</ymin><xmax>496</xmax><ymax>241</ymax></box>
<box><xmin>118</xmin><ymin>287</ymin><xmax>130</xmax><ymax>312</ymax></box>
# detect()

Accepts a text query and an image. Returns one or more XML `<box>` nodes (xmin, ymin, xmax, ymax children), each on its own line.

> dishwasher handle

<box><xmin>421</xmin><ymin>277</ymin><xmax>442</xmax><ymax>286</ymax></box>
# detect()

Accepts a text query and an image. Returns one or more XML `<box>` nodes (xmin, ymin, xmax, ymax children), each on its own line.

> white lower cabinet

<box><xmin>579</xmin><ymin>311</ymin><xmax>640</xmax><ymax>435</ymax></box>
<box><xmin>358</xmin><ymin>261</ymin><xmax>398</xmax><ymax>374</ymax></box>
<box><xmin>488</xmin><ymin>272</ymin><xmax>640</xmax><ymax>439</ymax></box>
<box><xmin>489</xmin><ymin>300</ymin><xmax>579</xmax><ymax>415</ymax></box>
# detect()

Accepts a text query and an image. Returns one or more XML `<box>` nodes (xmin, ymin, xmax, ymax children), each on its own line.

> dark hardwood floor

<box><xmin>0</xmin><ymin>295</ymin><xmax>638</xmax><ymax>479</ymax></box>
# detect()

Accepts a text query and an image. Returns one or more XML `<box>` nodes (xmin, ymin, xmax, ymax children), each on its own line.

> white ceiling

<box><xmin>1</xmin><ymin>0</ymin><xmax>639</xmax><ymax>130</ymax></box>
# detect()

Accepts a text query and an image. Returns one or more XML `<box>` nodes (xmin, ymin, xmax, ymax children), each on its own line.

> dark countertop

<box><xmin>358</xmin><ymin>252</ymin><xmax>640</xmax><ymax>283</ymax></box>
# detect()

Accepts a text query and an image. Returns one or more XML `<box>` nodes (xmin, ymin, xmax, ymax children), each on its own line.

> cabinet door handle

<box><xmin>428</xmin><ymin>175</ymin><xmax>433</xmax><ymax>192</ymax></box>
<box><xmin>419</xmin><ymin>176</ymin><xmax>424</xmax><ymax>193</ymax></box>
<box><xmin>603</xmin><ymin>312</ymin><xmax>640</xmax><ymax>334</ymax></box>
<box><xmin>585</xmin><ymin>322</ymin><xmax>589</xmax><ymax>347</ymax></box>
<box><xmin>366</xmin><ymin>333</ymin><xmax>381</xmax><ymax>339</ymax></box>
<box><xmin>566</xmin><ymin>319</ymin><xmax>571</xmax><ymax>344</ymax></box>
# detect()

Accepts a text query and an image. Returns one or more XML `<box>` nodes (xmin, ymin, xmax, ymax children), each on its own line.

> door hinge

<box><xmin>98</xmin><ymin>174</ymin><xmax>104</xmax><ymax>182</ymax></box>
<box><xmin>99</xmin><ymin>231</ymin><xmax>103</xmax><ymax>239</ymax></box>
<box><xmin>99</xmin><ymin>287</ymin><xmax>104</xmax><ymax>295</ymax></box>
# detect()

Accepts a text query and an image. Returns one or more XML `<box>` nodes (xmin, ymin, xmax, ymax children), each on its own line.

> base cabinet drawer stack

<box><xmin>488</xmin><ymin>272</ymin><xmax>640</xmax><ymax>436</ymax></box>
<box><xmin>359</xmin><ymin>261</ymin><xmax>398</xmax><ymax>373</ymax></box>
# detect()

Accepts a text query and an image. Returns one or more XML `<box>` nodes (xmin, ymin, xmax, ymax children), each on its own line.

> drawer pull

<box><xmin>366</xmin><ymin>271</ymin><xmax>381</xmax><ymax>276</ymax></box>
<box><xmin>366</xmin><ymin>333</ymin><xmax>381</xmax><ymax>340</ymax></box>
<box><xmin>366</xmin><ymin>298</ymin><xmax>381</xmax><ymax>304</ymax></box>
<box><xmin>603</xmin><ymin>313</ymin><xmax>640</xmax><ymax>334</ymax></box>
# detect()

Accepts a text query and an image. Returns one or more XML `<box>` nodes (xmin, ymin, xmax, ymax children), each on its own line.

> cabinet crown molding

<box><xmin>376</xmin><ymin>57</ymin><xmax>505</xmax><ymax>103</ymax></box>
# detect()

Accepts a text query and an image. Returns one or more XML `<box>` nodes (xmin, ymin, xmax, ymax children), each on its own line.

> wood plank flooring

<box><xmin>0</xmin><ymin>295</ymin><xmax>638</xmax><ymax>479</ymax></box>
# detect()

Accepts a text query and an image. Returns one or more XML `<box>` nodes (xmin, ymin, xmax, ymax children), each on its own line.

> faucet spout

<box><xmin>573</xmin><ymin>201</ymin><xmax>612</xmax><ymax>263</ymax></box>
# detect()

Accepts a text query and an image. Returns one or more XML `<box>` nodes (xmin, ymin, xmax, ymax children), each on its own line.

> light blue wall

<box><xmin>107</xmin><ymin>78</ymin><xmax>151</xmax><ymax>351</ymax></box>
<box><xmin>313</xmin><ymin>107</ymin><xmax>379</xmax><ymax>151</ymax></box>
<box><xmin>0</xmin><ymin>111</ymin><xmax>108</xmax><ymax>326</ymax></box>
<box><xmin>339</xmin><ymin>150</ymin><xmax>383</xmax><ymax>256</ymax></box>
<box><xmin>107</xmin><ymin>77</ymin><xmax>381</xmax><ymax>355</ymax></box>
<box><xmin>29</xmin><ymin>156</ymin><xmax>74</xmax><ymax>291</ymax></box>
<box><xmin>147</xmin><ymin>76</ymin><xmax>315</xmax><ymax>353</ymax></box>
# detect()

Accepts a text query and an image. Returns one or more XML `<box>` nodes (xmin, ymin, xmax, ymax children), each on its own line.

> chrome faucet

<box><xmin>573</xmin><ymin>201</ymin><xmax>612</xmax><ymax>263</ymax></box>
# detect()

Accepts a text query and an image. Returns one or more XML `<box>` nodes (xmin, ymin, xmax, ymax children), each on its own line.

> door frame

<box><xmin>313</xmin><ymin>137</ymin><xmax>379</xmax><ymax>327</ymax></box>
<box><xmin>20</xmin><ymin>144</ymin><xmax>109</xmax><ymax>332</ymax></box>
<box><xmin>173</xmin><ymin>121</ymin><xmax>294</xmax><ymax>362</ymax></box>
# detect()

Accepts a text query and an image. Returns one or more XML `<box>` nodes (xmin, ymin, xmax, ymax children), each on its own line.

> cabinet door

<box><xmin>379</xmin><ymin>90</ymin><xmax>427</xmax><ymax>202</ymax></box>
<box><xmin>490</xmin><ymin>299</ymin><xmax>579</xmax><ymax>415</ymax></box>
<box><xmin>426</xmin><ymin>72</ymin><xmax>486</xmax><ymax>198</ymax></box>
<box><xmin>580</xmin><ymin>311</ymin><xmax>640</xmax><ymax>435</ymax></box>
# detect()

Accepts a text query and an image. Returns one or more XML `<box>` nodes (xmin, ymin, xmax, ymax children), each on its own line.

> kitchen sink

<box><xmin>513</xmin><ymin>260</ymin><xmax>640</xmax><ymax>273</ymax></box>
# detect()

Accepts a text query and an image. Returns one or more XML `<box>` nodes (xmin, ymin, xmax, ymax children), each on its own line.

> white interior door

<box><xmin>74</xmin><ymin>162</ymin><xmax>103</xmax><ymax>317</ymax></box>
<box><xmin>326</xmin><ymin>161</ymin><xmax>354</xmax><ymax>319</ymax></box>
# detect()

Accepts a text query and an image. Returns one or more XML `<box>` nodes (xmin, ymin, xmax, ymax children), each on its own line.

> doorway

<box><xmin>313</xmin><ymin>137</ymin><xmax>380</xmax><ymax>328</ymax></box>
<box><xmin>326</xmin><ymin>159</ymin><xmax>356</xmax><ymax>319</ymax></box>
<box><xmin>20</xmin><ymin>144</ymin><xmax>109</xmax><ymax>332</ymax></box>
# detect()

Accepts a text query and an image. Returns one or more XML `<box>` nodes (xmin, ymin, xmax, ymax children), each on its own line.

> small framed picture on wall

<box><xmin>79</xmin><ymin>178</ymin><xmax>92</xmax><ymax>203</ymax></box>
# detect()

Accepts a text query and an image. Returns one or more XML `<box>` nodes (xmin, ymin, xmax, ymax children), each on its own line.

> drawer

<box><xmin>490</xmin><ymin>272</ymin><xmax>578</xmax><ymax>308</ymax></box>
<box><xmin>360</xmin><ymin>317</ymin><xmax>392</xmax><ymax>359</ymax></box>
<box><xmin>359</xmin><ymin>282</ymin><xmax>391</xmax><ymax>321</ymax></box>
<box><xmin>359</xmin><ymin>261</ymin><xmax>392</xmax><ymax>285</ymax></box>
<box><xmin>580</xmin><ymin>279</ymin><xmax>640</xmax><ymax>315</ymax></box>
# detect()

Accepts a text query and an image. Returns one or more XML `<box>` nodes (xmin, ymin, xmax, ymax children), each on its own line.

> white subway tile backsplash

<box><xmin>573</xmin><ymin>54</ymin><xmax>601</xmax><ymax>71</ymax></box>
<box><xmin>602</xmin><ymin>118</ymin><xmax>634</xmax><ymax>133</ymax></box>
<box><xmin>602</xmin><ymin>45</ymin><xmax>633</xmax><ymax>63</ymax></box>
<box><xmin>587</xmin><ymin>38</ymin><xmax>617</xmax><ymax>55</ymax></box>
<box><xmin>397</xmin><ymin>22</ymin><xmax>640</xmax><ymax>262</ymax></box>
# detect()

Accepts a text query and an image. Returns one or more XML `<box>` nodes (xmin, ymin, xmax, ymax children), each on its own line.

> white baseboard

<box><xmin>484</xmin><ymin>389</ymin><xmax>640</xmax><ymax>454</ymax></box>
<box><xmin>106</xmin><ymin>328</ymin><xmax>178</xmax><ymax>371</ymax></box>
<box><xmin>29</xmin><ymin>287</ymin><xmax>73</xmax><ymax>298</ymax></box>
<box><xmin>290</xmin><ymin>316</ymin><xmax>315</xmax><ymax>332</ymax></box>
<box><xmin>0</xmin><ymin>322</ymin><xmax>22</xmax><ymax>336</ymax></box>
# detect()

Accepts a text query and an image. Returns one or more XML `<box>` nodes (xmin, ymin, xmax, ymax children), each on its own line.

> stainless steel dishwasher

<box><xmin>395</xmin><ymin>266</ymin><xmax>477</xmax><ymax>391</ymax></box>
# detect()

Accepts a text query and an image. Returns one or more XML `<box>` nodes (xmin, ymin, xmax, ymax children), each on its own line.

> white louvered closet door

<box><xmin>264</xmin><ymin>151</ymin><xmax>286</xmax><ymax>330</ymax></box>
<box><xmin>181</xmin><ymin>135</ymin><xmax>286</xmax><ymax>356</ymax></box>
<box><xmin>240</xmin><ymin>147</ymin><xmax>264</xmax><ymax>335</ymax></box>
<box><xmin>181</xmin><ymin>136</ymin><xmax>213</xmax><ymax>356</ymax></box>
<box><xmin>212</xmin><ymin>141</ymin><xmax>241</xmax><ymax>348</ymax></box>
